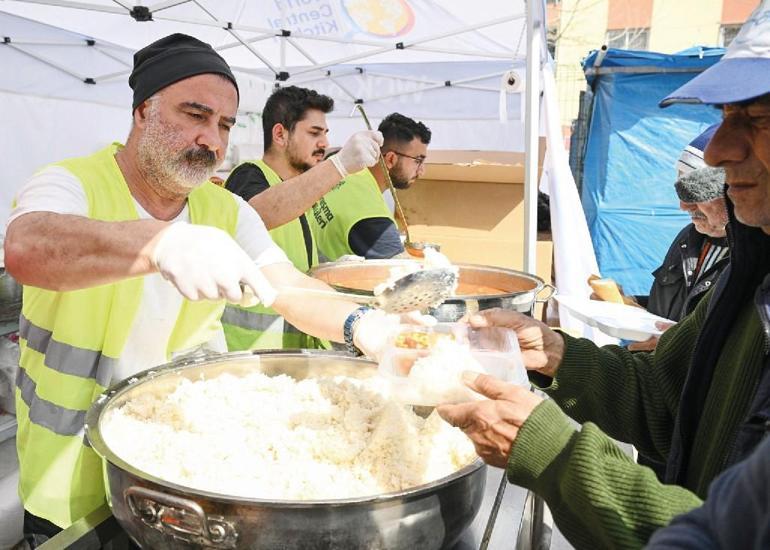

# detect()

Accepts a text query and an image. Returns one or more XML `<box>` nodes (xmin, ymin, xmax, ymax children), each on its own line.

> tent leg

<box><xmin>523</xmin><ymin>0</ymin><xmax>541</xmax><ymax>274</ymax></box>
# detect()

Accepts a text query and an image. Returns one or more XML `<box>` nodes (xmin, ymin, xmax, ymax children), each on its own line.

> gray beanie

<box><xmin>675</xmin><ymin>166</ymin><xmax>726</xmax><ymax>203</ymax></box>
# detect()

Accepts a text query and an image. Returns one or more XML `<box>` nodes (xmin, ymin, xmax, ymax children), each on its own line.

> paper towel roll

<box><xmin>499</xmin><ymin>70</ymin><xmax>525</xmax><ymax>122</ymax></box>
<box><xmin>501</xmin><ymin>70</ymin><xmax>525</xmax><ymax>93</ymax></box>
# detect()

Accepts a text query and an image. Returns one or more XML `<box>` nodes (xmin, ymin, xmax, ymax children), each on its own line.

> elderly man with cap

<box><xmin>646</xmin><ymin>128</ymin><xmax>729</xmax><ymax>323</ymax></box>
<box><xmin>432</xmin><ymin>1</ymin><xmax>770</xmax><ymax>548</ymax></box>
<box><xmin>609</xmin><ymin>126</ymin><xmax>730</xmax><ymax>356</ymax></box>
<box><xmin>4</xmin><ymin>34</ymin><xmax>409</xmax><ymax>545</ymax></box>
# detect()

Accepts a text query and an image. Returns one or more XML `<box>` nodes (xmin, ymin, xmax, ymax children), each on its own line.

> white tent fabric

<box><xmin>0</xmin><ymin>0</ymin><xmax>538</xmax><ymax>215</ymax></box>
<box><xmin>0</xmin><ymin>2</ymin><xmax>535</xmax><ymax>212</ymax></box>
<box><xmin>0</xmin><ymin>1</ymin><xmax>531</xmax><ymax>115</ymax></box>
<box><xmin>0</xmin><ymin>0</ymin><xmax>602</xmax><ymax>338</ymax></box>
<box><xmin>0</xmin><ymin>11</ymin><xmax>135</xmax><ymax>230</ymax></box>
<box><xmin>539</xmin><ymin>65</ymin><xmax>617</xmax><ymax>345</ymax></box>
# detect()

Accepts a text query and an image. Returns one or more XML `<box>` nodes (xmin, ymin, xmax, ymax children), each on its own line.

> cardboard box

<box><xmin>397</xmin><ymin>147</ymin><xmax>552</xmax><ymax>290</ymax></box>
<box><xmin>419</xmin><ymin>150</ymin><xmax>533</xmax><ymax>183</ymax></box>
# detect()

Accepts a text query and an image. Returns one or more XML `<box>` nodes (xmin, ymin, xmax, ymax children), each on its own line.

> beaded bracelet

<box><xmin>343</xmin><ymin>306</ymin><xmax>373</xmax><ymax>355</ymax></box>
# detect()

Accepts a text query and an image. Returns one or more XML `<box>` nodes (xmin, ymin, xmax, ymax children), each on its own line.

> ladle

<box><xmin>241</xmin><ymin>267</ymin><xmax>458</xmax><ymax>314</ymax></box>
<box><xmin>354</xmin><ymin>104</ymin><xmax>437</xmax><ymax>258</ymax></box>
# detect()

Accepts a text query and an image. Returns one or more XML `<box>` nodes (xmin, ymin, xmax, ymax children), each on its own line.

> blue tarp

<box><xmin>581</xmin><ymin>47</ymin><xmax>724</xmax><ymax>296</ymax></box>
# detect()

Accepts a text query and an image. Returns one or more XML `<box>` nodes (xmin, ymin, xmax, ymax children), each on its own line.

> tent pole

<box><xmin>93</xmin><ymin>46</ymin><xmax>132</xmax><ymax>68</ymax></box>
<box><xmin>226</xmin><ymin>28</ymin><xmax>280</xmax><ymax>76</ymax></box>
<box><xmin>148</xmin><ymin>0</ymin><xmax>192</xmax><ymax>13</ymax></box>
<box><xmin>6</xmin><ymin>44</ymin><xmax>88</xmax><ymax>82</ymax></box>
<box><xmin>523</xmin><ymin>0</ymin><xmax>541</xmax><ymax>274</ymax></box>
<box><xmin>407</xmin><ymin>45</ymin><xmax>516</xmax><ymax>59</ymax></box>
<box><xmin>404</xmin><ymin>14</ymin><xmax>524</xmax><ymax>47</ymax></box>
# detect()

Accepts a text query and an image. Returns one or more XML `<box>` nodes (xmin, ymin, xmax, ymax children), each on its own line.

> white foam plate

<box><xmin>555</xmin><ymin>295</ymin><xmax>675</xmax><ymax>341</ymax></box>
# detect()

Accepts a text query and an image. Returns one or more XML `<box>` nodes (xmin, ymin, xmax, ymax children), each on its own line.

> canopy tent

<box><xmin>0</xmin><ymin>0</ymin><xmax>602</xmax><ymax>338</ymax></box>
<box><xmin>579</xmin><ymin>47</ymin><xmax>724</xmax><ymax>296</ymax></box>
<box><xmin>0</xmin><ymin>1</ymin><xmax>538</xmax><ymax>149</ymax></box>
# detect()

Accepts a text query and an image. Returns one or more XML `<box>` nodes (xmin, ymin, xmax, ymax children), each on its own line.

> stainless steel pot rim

<box><xmin>86</xmin><ymin>349</ymin><xmax>486</xmax><ymax>508</ymax></box>
<box><xmin>310</xmin><ymin>260</ymin><xmax>546</xmax><ymax>299</ymax></box>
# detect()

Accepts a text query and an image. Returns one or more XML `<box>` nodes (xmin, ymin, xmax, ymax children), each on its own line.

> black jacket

<box><xmin>646</xmin><ymin>224</ymin><xmax>729</xmax><ymax>322</ymax></box>
<box><xmin>648</xmin><ymin>435</ymin><xmax>770</xmax><ymax>549</ymax></box>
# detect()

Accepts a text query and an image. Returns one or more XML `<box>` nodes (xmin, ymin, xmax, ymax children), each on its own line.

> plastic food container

<box><xmin>379</xmin><ymin>323</ymin><xmax>529</xmax><ymax>406</ymax></box>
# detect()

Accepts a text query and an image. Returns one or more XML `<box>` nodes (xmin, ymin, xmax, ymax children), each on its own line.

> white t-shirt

<box><xmin>9</xmin><ymin>165</ymin><xmax>290</xmax><ymax>382</ymax></box>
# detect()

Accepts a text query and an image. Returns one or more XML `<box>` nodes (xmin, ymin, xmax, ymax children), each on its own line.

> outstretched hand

<box><xmin>627</xmin><ymin>321</ymin><xmax>675</xmax><ymax>352</ymax></box>
<box><xmin>437</xmin><ymin>372</ymin><xmax>542</xmax><ymax>468</ymax></box>
<box><xmin>466</xmin><ymin>308</ymin><xmax>565</xmax><ymax>378</ymax></box>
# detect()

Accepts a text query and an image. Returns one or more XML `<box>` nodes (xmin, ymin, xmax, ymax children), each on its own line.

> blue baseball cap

<box><xmin>661</xmin><ymin>0</ymin><xmax>770</xmax><ymax>107</ymax></box>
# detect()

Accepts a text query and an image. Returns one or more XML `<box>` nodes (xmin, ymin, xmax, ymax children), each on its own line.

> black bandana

<box><xmin>129</xmin><ymin>33</ymin><xmax>239</xmax><ymax>111</ymax></box>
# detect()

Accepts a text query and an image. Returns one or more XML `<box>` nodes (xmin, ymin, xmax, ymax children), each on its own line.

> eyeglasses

<box><xmin>391</xmin><ymin>151</ymin><xmax>427</xmax><ymax>168</ymax></box>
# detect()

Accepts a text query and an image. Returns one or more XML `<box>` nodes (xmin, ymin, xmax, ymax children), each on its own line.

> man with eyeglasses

<box><xmin>311</xmin><ymin>112</ymin><xmax>432</xmax><ymax>260</ymax></box>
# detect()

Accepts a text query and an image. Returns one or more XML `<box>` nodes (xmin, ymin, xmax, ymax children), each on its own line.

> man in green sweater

<box><xmin>437</xmin><ymin>3</ymin><xmax>770</xmax><ymax>548</ymax></box>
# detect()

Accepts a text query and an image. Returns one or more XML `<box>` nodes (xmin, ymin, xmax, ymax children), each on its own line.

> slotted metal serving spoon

<box><xmin>241</xmin><ymin>267</ymin><xmax>458</xmax><ymax>314</ymax></box>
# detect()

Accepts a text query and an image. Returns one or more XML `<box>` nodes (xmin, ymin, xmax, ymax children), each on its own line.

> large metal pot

<box><xmin>86</xmin><ymin>351</ymin><xmax>486</xmax><ymax>549</ymax></box>
<box><xmin>311</xmin><ymin>260</ymin><xmax>553</xmax><ymax>321</ymax></box>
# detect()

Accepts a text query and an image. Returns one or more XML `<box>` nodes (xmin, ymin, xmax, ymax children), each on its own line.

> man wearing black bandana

<box><xmin>5</xmin><ymin>34</ymin><xmax>413</xmax><ymax>545</ymax></box>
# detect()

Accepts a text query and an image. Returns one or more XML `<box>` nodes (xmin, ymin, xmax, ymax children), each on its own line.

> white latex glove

<box><xmin>330</xmin><ymin>130</ymin><xmax>384</xmax><ymax>178</ymax></box>
<box><xmin>151</xmin><ymin>222</ymin><xmax>277</xmax><ymax>306</ymax></box>
<box><xmin>352</xmin><ymin>309</ymin><xmax>437</xmax><ymax>361</ymax></box>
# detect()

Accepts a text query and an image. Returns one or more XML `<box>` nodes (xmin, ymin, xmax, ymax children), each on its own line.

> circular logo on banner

<box><xmin>342</xmin><ymin>0</ymin><xmax>415</xmax><ymax>37</ymax></box>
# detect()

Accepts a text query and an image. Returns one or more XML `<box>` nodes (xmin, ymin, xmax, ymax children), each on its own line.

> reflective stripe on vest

<box><xmin>223</xmin><ymin>159</ymin><xmax>326</xmax><ymax>351</ymax></box>
<box><xmin>17</xmin><ymin>364</ymin><xmax>84</xmax><ymax>438</ymax></box>
<box><xmin>221</xmin><ymin>306</ymin><xmax>304</xmax><ymax>335</ymax></box>
<box><xmin>20</xmin><ymin>314</ymin><xmax>116</xmax><ymax>388</ymax></box>
<box><xmin>309</xmin><ymin>168</ymin><xmax>395</xmax><ymax>261</ymax></box>
<box><xmin>15</xmin><ymin>143</ymin><xmax>239</xmax><ymax>528</ymax></box>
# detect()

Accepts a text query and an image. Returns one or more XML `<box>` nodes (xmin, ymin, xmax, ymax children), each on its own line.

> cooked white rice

<box><xmin>101</xmin><ymin>372</ymin><xmax>477</xmax><ymax>500</ymax></box>
<box><xmin>399</xmin><ymin>338</ymin><xmax>488</xmax><ymax>406</ymax></box>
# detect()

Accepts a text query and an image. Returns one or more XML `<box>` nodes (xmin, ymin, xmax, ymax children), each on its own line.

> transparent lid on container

<box><xmin>379</xmin><ymin>323</ymin><xmax>528</xmax><ymax>406</ymax></box>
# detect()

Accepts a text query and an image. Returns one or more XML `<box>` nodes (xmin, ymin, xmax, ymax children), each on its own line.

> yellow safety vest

<box><xmin>15</xmin><ymin>143</ymin><xmax>239</xmax><ymax>528</ymax></box>
<box><xmin>309</xmin><ymin>168</ymin><xmax>396</xmax><ymax>261</ymax></box>
<box><xmin>222</xmin><ymin>160</ymin><xmax>328</xmax><ymax>351</ymax></box>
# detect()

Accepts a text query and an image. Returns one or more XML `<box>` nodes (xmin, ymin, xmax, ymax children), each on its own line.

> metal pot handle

<box><xmin>125</xmin><ymin>486</ymin><xmax>237</xmax><ymax>548</ymax></box>
<box><xmin>535</xmin><ymin>284</ymin><xmax>556</xmax><ymax>304</ymax></box>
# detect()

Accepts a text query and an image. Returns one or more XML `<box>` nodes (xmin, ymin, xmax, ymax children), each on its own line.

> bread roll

<box><xmin>588</xmin><ymin>275</ymin><xmax>625</xmax><ymax>304</ymax></box>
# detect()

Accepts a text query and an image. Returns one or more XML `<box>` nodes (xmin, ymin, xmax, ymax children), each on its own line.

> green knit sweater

<box><xmin>505</xmin><ymin>291</ymin><xmax>767</xmax><ymax>549</ymax></box>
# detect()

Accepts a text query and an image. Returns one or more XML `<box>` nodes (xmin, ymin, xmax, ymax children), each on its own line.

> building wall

<box><xmin>552</xmin><ymin>0</ymin><xmax>609</xmax><ymax>131</ymax></box>
<box><xmin>607</xmin><ymin>0</ymin><xmax>652</xmax><ymax>30</ymax></box>
<box><xmin>552</xmin><ymin>0</ymin><xmax>759</xmax><ymax>128</ymax></box>
<box><xmin>723</xmin><ymin>0</ymin><xmax>761</xmax><ymax>23</ymax></box>
<box><xmin>648</xmin><ymin>1</ymin><xmax>722</xmax><ymax>53</ymax></box>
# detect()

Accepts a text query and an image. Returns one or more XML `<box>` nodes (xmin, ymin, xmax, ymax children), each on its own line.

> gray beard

<box><xmin>138</xmin><ymin>109</ymin><xmax>218</xmax><ymax>191</ymax></box>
